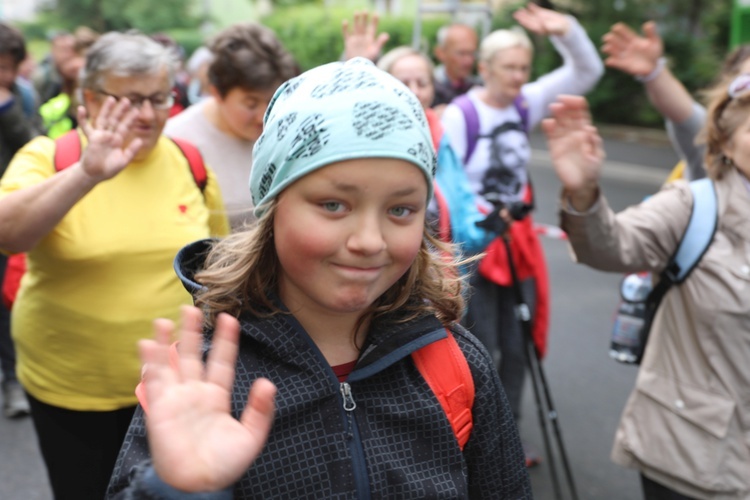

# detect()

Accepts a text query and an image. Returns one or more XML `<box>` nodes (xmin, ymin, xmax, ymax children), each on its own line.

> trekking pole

<box><xmin>500</xmin><ymin>233</ymin><xmax>579</xmax><ymax>500</ymax></box>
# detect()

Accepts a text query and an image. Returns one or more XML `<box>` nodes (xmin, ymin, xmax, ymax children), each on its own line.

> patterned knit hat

<box><xmin>250</xmin><ymin>57</ymin><xmax>436</xmax><ymax>216</ymax></box>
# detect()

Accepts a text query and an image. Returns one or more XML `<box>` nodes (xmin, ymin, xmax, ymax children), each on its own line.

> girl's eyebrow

<box><xmin>329</xmin><ymin>181</ymin><xmax>421</xmax><ymax>197</ymax></box>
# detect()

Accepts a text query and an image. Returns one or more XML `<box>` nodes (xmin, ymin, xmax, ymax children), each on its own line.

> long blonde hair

<box><xmin>195</xmin><ymin>201</ymin><xmax>467</xmax><ymax>328</ymax></box>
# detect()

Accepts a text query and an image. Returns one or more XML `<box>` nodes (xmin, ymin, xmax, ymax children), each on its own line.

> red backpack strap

<box><xmin>412</xmin><ymin>328</ymin><xmax>475</xmax><ymax>450</ymax></box>
<box><xmin>169</xmin><ymin>137</ymin><xmax>207</xmax><ymax>193</ymax></box>
<box><xmin>433</xmin><ymin>183</ymin><xmax>451</xmax><ymax>243</ymax></box>
<box><xmin>54</xmin><ymin>130</ymin><xmax>82</xmax><ymax>171</ymax></box>
<box><xmin>3</xmin><ymin>131</ymin><xmax>83</xmax><ymax>309</ymax></box>
<box><xmin>135</xmin><ymin>341</ymin><xmax>181</xmax><ymax>416</ymax></box>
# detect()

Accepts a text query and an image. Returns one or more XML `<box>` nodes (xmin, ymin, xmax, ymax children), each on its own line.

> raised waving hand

<box><xmin>139</xmin><ymin>306</ymin><xmax>277</xmax><ymax>492</ymax></box>
<box><xmin>541</xmin><ymin>95</ymin><xmax>605</xmax><ymax>211</ymax></box>
<box><xmin>601</xmin><ymin>21</ymin><xmax>663</xmax><ymax>78</ymax></box>
<box><xmin>513</xmin><ymin>3</ymin><xmax>570</xmax><ymax>37</ymax></box>
<box><xmin>342</xmin><ymin>11</ymin><xmax>390</xmax><ymax>62</ymax></box>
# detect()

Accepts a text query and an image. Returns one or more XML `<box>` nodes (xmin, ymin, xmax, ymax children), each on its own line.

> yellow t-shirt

<box><xmin>0</xmin><ymin>133</ymin><xmax>229</xmax><ymax>410</ymax></box>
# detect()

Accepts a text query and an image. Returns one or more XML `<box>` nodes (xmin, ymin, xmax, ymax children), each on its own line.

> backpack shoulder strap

<box><xmin>169</xmin><ymin>137</ymin><xmax>208</xmax><ymax>193</ymax></box>
<box><xmin>636</xmin><ymin>178</ymin><xmax>717</xmax><ymax>363</ymax></box>
<box><xmin>453</xmin><ymin>94</ymin><xmax>480</xmax><ymax>165</ymax></box>
<box><xmin>513</xmin><ymin>93</ymin><xmax>530</xmax><ymax>134</ymax></box>
<box><xmin>54</xmin><ymin>130</ymin><xmax>82</xmax><ymax>171</ymax></box>
<box><xmin>411</xmin><ymin>328</ymin><xmax>475</xmax><ymax>450</ymax></box>
<box><xmin>664</xmin><ymin>178</ymin><xmax>718</xmax><ymax>284</ymax></box>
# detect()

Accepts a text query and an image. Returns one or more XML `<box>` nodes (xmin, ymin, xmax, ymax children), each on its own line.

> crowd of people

<box><xmin>0</xmin><ymin>2</ymin><xmax>748</xmax><ymax>499</ymax></box>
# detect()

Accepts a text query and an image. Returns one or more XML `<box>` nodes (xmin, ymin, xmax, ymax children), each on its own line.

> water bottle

<box><xmin>610</xmin><ymin>272</ymin><xmax>652</xmax><ymax>364</ymax></box>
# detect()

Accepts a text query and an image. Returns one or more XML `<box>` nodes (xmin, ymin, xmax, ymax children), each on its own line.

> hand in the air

<box><xmin>513</xmin><ymin>3</ymin><xmax>570</xmax><ymax>37</ymax></box>
<box><xmin>602</xmin><ymin>21</ymin><xmax>664</xmax><ymax>78</ymax></box>
<box><xmin>77</xmin><ymin>97</ymin><xmax>143</xmax><ymax>183</ymax></box>
<box><xmin>342</xmin><ymin>11</ymin><xmax>390</xmax><ymax>62</ymax></box>
<box><xmin>139</xmin><ymin>306</ymin><xmax>277</xmax><ymax>492</ymax></box>
<box><xmin>541</xmin><ymin>95</ymin><xmax>604</xmax><ymax>209</ymax></box>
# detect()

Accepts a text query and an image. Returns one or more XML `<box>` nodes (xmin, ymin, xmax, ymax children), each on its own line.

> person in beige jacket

<box><xmin>542</xmin><ymin>82</ymin><xmax>750</xmax><ymax>499</ymax></box>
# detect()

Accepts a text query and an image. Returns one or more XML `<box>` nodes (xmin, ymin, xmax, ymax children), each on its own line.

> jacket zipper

<box><xmin>339</xmin><ymin>381</ymin><xmax>371</xmax><ymax>500</ymax></box>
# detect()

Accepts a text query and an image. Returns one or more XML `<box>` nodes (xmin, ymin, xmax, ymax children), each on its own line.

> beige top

<box><xmin>561</xmin><ymin>168</ymin><xmax>750</xmax><ymax>499</ymax></box>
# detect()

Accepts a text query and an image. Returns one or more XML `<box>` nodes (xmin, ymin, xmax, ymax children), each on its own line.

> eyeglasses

<box><xmin>728</xmin><ymin>73</ymin><xmax>750</xmax><ymax>99</ymax></box>
<box><xmin>95</xmin><ymin>89</ymin><xmax>175</xmax><ymax>110</ymax></box>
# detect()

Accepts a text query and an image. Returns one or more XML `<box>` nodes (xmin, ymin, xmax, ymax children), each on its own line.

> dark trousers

<box><xmin>27</xmin><ymin>392</ymin><xmax>136</xmax><ymax>500</ymax></box>
<box><xmin>641</xmin><ymin>474</ymin><xmax>696</xmax><ymax>500</ymax></box>
<box><xmin>462</xmin><ymin>265</ymin><xmax>536</xmax><ymax>420</ymax></box>
<box><xmin>0</xmin><ymin>253</ymin><xmax>16</xmax><ymax>383</ymax></box>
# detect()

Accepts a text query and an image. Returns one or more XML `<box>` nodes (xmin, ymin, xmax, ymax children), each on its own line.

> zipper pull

<box><xmin>340</xmin><ymin>382</ymin><xmax>357</xmax><ymax>411</ymax></box>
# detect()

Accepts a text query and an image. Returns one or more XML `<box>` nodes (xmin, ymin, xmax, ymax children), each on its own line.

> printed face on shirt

<box><xmin>480</xmin><ymin>46</ymin><xmax>532</xmax><ymax>105</ymax></box>
<box><xmin>389</xmin><ymin>54</ymin><xmax>435</xmax><ymax>110</ymax></box>
<box><xmin>213</xmin><ymin>86</ymin><xmax>277</xmax><ymax>142</ymax></box>
<box><xmin>83</xmin><ymin>68</ymin><xmax>172</xmax><ymax>159</ymax></box>
<box><xmin>273</xmin><ymin>158</ymin><xmax>427</xmax><ymax>326</ymax></box>
<box><xmin>481</xmin><ymin>122</ymin><xmax>529</xmax><ymax>204</ymax></box>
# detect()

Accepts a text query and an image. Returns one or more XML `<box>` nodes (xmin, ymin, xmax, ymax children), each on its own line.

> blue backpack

<box><xmin>610</xmin><ymin>178</ymin><xmax>718</xmax><ymax>364</ymax></box>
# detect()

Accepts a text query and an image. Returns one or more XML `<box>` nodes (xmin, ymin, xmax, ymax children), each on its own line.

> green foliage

<box><xmin>34</xmin><ymin>0</ymin><xmax>203</xmax><ymax>33</ymax></box>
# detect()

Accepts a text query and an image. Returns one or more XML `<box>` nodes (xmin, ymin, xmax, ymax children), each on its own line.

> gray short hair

<box><xmin>479</xmin><ymin>28</ymin><xmax>533</xmax><ymax>64</ymax></box>
<box><xmin>80</xmin><ymin>31</ymin><xmax>179</xmax><ymax>90</ymax></box>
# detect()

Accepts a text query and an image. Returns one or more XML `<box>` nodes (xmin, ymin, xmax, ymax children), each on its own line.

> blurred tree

<box><xmin>39</xmin><ymin>0</ymin><xmax>203</xmax><ymax>33</ymax></box>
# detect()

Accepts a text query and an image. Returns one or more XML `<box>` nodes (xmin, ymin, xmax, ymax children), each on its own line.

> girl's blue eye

<box><xmin>390</xmin><ymin>206</ymin><xmax>413</xmax><ymax>217</ymax></box>
<box><xmin>322</xmin><ymin>201</ymin><xmax>344</xmax><ymax>212</ymax></box>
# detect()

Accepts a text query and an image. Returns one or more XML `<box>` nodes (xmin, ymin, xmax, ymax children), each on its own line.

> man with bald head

<box><xmin>433</xmin><ymin>23</ymin><xmax>480</xmax><ymax>108</ymax></box>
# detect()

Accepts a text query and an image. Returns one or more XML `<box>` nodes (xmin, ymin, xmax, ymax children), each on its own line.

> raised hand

<box><xmin>541</xmin><ymin>95</ymin><xmax>604</xmax><ymax>211</ymax></box>
<box><xmin>513</xmin><ymin>3</ymin><xmax>570</xmax><ymax>37</ymax></box>
<box><xmin>601</xmin><ymin>21</ymin><xmax>663</xmax><ymax>77</ymax></box>
<box><xmin>342</xmin><ymin>11</ymin><xmax>390</xmax><ymax>62</ymax></box>
<box><xmin>139</xmin><ymin>306</ymin><xmax>277</xmax><ymax>492</ymax></box>
<box><xmin>76</xmin><ymin>97</ymin><xmax>143</xmax><ymax>182</ymax></box>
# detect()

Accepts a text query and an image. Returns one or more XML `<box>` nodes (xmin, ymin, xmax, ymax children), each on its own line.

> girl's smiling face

<box><xmin>273</xmin><ymin>158</ymin><xmax>427</xmax><ymax>324</ymax></box>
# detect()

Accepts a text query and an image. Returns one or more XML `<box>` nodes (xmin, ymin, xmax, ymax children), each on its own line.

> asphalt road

<box><xmin>0</xmin><ymin>129</ymin><xmax>679</xmax><ymax>500</ymax></box>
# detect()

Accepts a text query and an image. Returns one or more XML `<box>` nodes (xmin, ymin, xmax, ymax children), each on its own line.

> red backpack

<box><xmin>136</xmin><ymin>328</ymin><xmax>476</xmax><ymax>450</ymax></box>
<box><xmin>1</xmin><ymin>130</ymin><xmax>207</xmax><ymax>310</ymax></box>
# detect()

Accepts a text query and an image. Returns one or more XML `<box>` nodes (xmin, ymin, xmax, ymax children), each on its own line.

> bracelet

<box><xmin>635</xmin><ymin>57</ymin><xmax>666</xmax><ymax>83</ymax></box>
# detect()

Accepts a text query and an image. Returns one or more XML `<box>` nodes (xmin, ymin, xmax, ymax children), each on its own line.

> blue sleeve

<box><xmin>435</xmin><ymin>136</ymin><xmax>495</xmax><ymax>255</ymax></box>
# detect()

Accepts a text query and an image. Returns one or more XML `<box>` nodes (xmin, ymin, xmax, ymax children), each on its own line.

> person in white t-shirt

<box><xmin>440</xmin><ymin>3</ymin><xmax>603</xmax><ymax>466</ymax></box>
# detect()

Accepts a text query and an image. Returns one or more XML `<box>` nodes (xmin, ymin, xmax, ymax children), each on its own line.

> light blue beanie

<box><xmin>250</xmin><ymin>57</ymin><xmax>436</xmax><ymax>216</ymax></box>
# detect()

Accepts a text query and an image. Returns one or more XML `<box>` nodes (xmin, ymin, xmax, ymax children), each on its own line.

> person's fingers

<box><xmin>121</xmin><ymin>138</ymin><xmax>143</xmax><ymax>164</ymax></box>
<box><xmin>114</xmin><ymin>106</ymin><xmax>140</xmax><ymax>140</ymax></box>
<box><xmin>367</xmin><ymin>12</ymin><xmax>380</xmax><ymax>38</ymax></box>
<box><xmin>540</xmin><ymin>117</ymin><xmax>558</xmax><ymax>139</ymax></box>
<box><xmin>140</xmin><ymin>318</ymin><xmax>179</xmax><ymax>404</ymax></box>
<box><xmin>205</xmin><ymin>313</ymin><xmax>241</xmax><ymax>391</ymax></box>
<box><xmin>239</xmin><ymin>377</ymin><xmax>277</xmax><ymax>443</ymax></box>
<box><xmin>353</xmin><ymin>11</ymin><xmax>366</xmax><ymax>34</ymax></box>
<box><xmin>642</xmin><ymin>21</ymin><xmax>660</xmax><ymax>44</ymax></box>
<box><xmin>341</xmin><ymin>19</ymin><xmax>350</xmax><ymax>38</ymax></box>
<box><xmin>177</xmin><ymin>306</ymin><xmax>206</xmax><ymax>381</ymax></box>
<box><xmin>77</xmin><ymin>106</ymin><xmax>92</xmax><ymax>138</ymax></box>
<box><xmin>375</xmin><ymin>33</ymin><xmax>389</xmax><ymax>51</ymax></box>
<box><xmin>94</xmin><ymin>96</ymin><xmax>117</xmax><ymax>130</ymax></box>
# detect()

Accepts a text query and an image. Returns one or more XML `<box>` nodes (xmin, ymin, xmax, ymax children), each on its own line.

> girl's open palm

<box><xmin>77</xmin><ymin>97</ymin><xmax>144</xmax><ymax>182</ymax></box>
<box><xmin>139</xmin><ymin>306</ymin><xmax>277</xmax><ymax>492</ymax></box>
<box><xmin>541</xmin><ymin>95</ymin><xmax>604</xmax><ymax>194</ymax></box>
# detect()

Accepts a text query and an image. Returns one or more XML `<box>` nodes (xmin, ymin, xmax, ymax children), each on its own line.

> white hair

<box><xmin>80</xmin><ymin>31</ymin><xmax>179</xmax><ymax>90</ymax></box>
<box><xmin>479</xmin><ymin>27</ymin><xmax>533</xmax><ymax>64</ymax></box>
